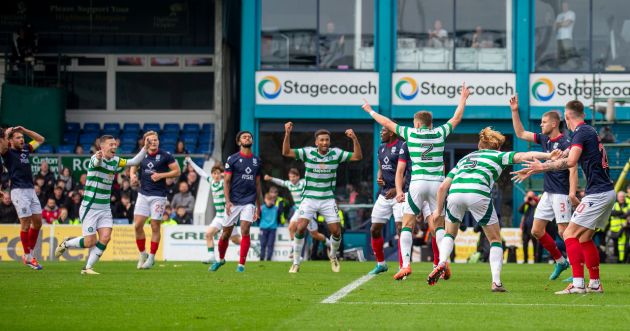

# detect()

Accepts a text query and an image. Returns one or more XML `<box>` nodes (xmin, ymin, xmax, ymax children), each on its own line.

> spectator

<box><xmin>427</xmin><ymin>19</ymin><xmax>448</xmax><ymax>48</ymax></box>
<box><xmin>555</xmin><ymin>1</ymin><xmax>576</xmax><ymax>64</ymax></box>
<box><xmin>35</xmin><ymin>161</ymin><xmax>56</xmax><ymax>192</ymax></box>
<box><xmin>260</xmin><ymin>192</ymin><xmax>279</xmax><ymax>261</ymax></box>
<box><xmin>34</xmin><ymin>184</ymin><xmax>46</xmax><ymax>208</ymax></box>
<box><xmin>64</xmin><ymin>191</ymin><xmax>82</xmax><ymax>220</ymax></box>
<box><xmin>267</xmin><ymin>185</ymin><xmax>288</xmax><ymax>224</ymax></box>
<box><xmin>113</xmin><ymin>193</ymin><xmax>134</xmax><ymax>224</ymax></box>
<box><xmin>598</xmin><ymin>125</ymin><xmax>615</xmax><ymax>143</ymax></box>
<box><xmin>0</xmin><ymin>192</ymin><xmax>18</xmax><ymax>224</ymax></box>
<box><xmin>75</xmin><ymin>173</ymin><xmax>87</xmax><ymax>194</ymax></box>
<box><xmin>165</xmin><ymin>177</ymin><xmax>177</xmax><ymax>202</ymax></box>
<box><xmin>471</xmin><ymin>26</ymin><xmax>493</xmax><ymax>48</ymax></box>
<box><xmin>57</xmin><ymin>207</ymin><xmax>70</xmax><ymax>224</ymax></box>
<box><xmin>161</xmin><ymin>209</ymin><xmax>177</xmax><ymax>225</ymax></box>
<box><xmin>319</xmin><ymin>20</ymin><xmax>346</xmax><ymax>68</ymax></box>
<box><xmin>175</xmin><ymin>140</ymin><xmax>188</xmax><ymax>154</ymax></box>
<box><xmin>51</xmin><ymin>186</ymin><xmax>67</xmax><ymax>208</ymax></box>
<box><xmin>11</xmin><ymin>23</ymin><xmax>37</xmax><ymax>63</ymax></box>
<box><xmin>58</xmin><ymin>167</ymin><xmax>73</xmax><ymax>192</ymax></box>
<box><xmin>119</xmin><ymin>178</ymin><xmax>137</xmax><ymax>203</ymax></box>
<box><xmin>173</xmin><ymin>205</ymin><xmax>192</xmax><ymax>224</ymax></box>
<box><xmin>186</xmin><ymin>171</ymin><xmax>199</xmax><ymax>196</ymax></box>
<box><xmin>609</xmin><ymin>191</ymin><xmax>629</xmax><ymax>263</ymax></box>
<box><xmin>90</xmin><ymin>137</ymin><xmax>100</xmax><ymax>154</ymax></box>
<box><xmin>519</xmin><ymin>191</ymin><xmax>540</xmax><ymax>263</ymax></box>
<box><xmin>171</xmin><ymin>181</ymin><xmax>195</xmax><ymax>214</ymax></box>
<box><xmin>42</xmin><ymin>198</ymin><xmax>60</xmax><ymax>224</ymax></box>
<box><xmin>74</xmin><ymin>145</ymin><xmax>84</xmax><ymax>155</ymax></box>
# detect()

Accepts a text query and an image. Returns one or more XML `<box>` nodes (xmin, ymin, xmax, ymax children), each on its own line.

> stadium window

<box><xmin>115</xmin><ymin>72</ymin><xmax>214</xmax><ymax>110</ymax></box>
<box><xmin>260</xmin><ymin>0</ymin><xmax>375</xmax><ymax>70</ymax></box>
<box><xmin>534</xmin><ymin>0</ymin><xmax>590</xmax><ymax>72</ymax></box>
<box><xmin>66</xmin><ymin>72</ymin><xmax>107</xmax><ymax>110</ymax></box>
<box><xmin>592</xmin><ymin>0</ymin><xmax>630</xmax><ymax>72</ymax></box>
<box><xmin>455</xmin><ymin>0</ymin><xmax>511</xmax><ymax>71</ymax></box>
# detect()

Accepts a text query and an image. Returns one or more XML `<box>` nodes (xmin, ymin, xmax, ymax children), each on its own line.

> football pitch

<box><xmin>1</xmin><ymin>261</ymin><xmax>629</xmax><ymax>330</ymax></box>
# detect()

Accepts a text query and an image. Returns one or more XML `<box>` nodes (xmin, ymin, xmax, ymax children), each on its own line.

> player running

<box><xmin>429</xmin><ymin>127</ymin><xmax>560</xmax><ymax>291</ymax></box>
<box><xmin>209</xmin><ymin>131</ymin><xmax>262</xmax><ymax>273</ymax></box>
<box><xmin>361</xmin><ymin>83</ymin><xmax>470</xmax><ymax>280</ymax></box>
<box><xmin>513</xmin><ymin>100</ymin><xmax>615</xmax><ymax>294</ymax></box>
<box><xmin>367</xmin><ymin>127</ymin><xmax>408</xmax><ymax>275</ymax></box>
<box><xmin>509</xmin><ymin>95</ymin><xmax>577</xmax><ymax>280</ymax></box>
<box><xmin>55</xmin><ymin>135</ymin><xmax>150</xmax><ymax>274</ymax></box>
<box><xmin>264</xmin><ymin>169</ymin><xmax>328</xmax><ymax>259</ymax></box>
<box><xmin>1</xmin><ymin>126</ymin><xmax>45</xmax><ymax>270</ymax></box>
<box><xmin>185</xmin><ymin>157</ymin><xmax>241</xmax><ymax>266</ymax></box>
<box><xmin>283</xmin><ymin>122</ymin><xmax>362</xmax><ymax>273</ymax></box>
<box><xmin>130</xmin><ymin>131</ymin><xmax>181</xmax><ymax>270</ymax></box>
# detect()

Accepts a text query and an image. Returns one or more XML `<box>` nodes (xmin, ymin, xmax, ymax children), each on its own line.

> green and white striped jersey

<box><xmin>293</xmin><ymin>147</ymin><xmax>353</xmax><ymax>200</ymax></box>
<box><xmin>82</xmin><ymin>155</ymin><xmax>127</xmax><ymax>210</ymax></box>
<box><xmin>395</xmin><ymin>123</ymin><xmax>452</xmax><ymax>182</ymax></box>
<box><xmin>271</xmin><ymin>177</ymin><xmax>306</xmax><ymax>208</ymax></box>
<box><xmin>447</xmin><ymin>149</ymin><xmax>516</xmax><ymax>198</ymax></box>
<box><xmin>210</xmin><ymin>179</ymin><xmax>225</xmax><ymax>217</ymax></box>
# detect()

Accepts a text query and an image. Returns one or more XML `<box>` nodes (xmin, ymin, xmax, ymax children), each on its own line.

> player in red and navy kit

<box><xmin>210</xmin><ymin>131</ymin><xmax>263</xmax><ymax>273</ymax></box>
<box><xmin>368</xmin><ymin>127</ymin><xmax>408</xmax><ymax>275</ymax></box>
<box><xmin>509</xmin><ymin>95</ymin><xmax>578</xmax><ymax>280</ymax></box>
<box><xmin>1</xmin><ymin>126</ymin><xmax>45</xmax><ymax>270</ymax></box>
<box><xmin>130</xmin><ymin>131</ymin><xmax>181</xmax><ymax>270</ymax></box>
<box><xmin>514</xmin><ymin>100</ymin><xmax>615</xmax><ymax>294</ymax></box>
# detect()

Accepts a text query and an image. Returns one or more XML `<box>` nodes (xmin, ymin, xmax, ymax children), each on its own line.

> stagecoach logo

<box><xmin>532</xmin><ymin>77</ymin><xmax>556</xmax><ymax>102</ymax></box>
<box><xmin>258</xmin><ymin>75</ymin><xmax>282</xmax><ymax>100</ymax></box>
<box><xmin>395</xmin><ymin>77</ymin><xmax>419</xmax><ymax>101</ymax></box>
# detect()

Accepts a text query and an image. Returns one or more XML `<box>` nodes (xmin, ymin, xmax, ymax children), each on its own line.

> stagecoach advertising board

<box><xmin>530</xmin><ymin>73</ymin><xmax>630</xmax><ymax>107</ymax></box>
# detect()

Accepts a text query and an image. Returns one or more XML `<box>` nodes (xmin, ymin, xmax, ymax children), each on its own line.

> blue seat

<box><xmin>57</xmin><ymin>145</ymin><xmax>74</xmax><ymax>154</ymax></box>
<box><xmin>143</xmin><ymin>123</ymin><xmax>161</xmax><ymax>133</ymax></box>
<box><xmin>123</xmin><ymin>123</ymin><xmax>141</xmax><ymax>132</ymax></box>
<box><xmin>63</xmin><ymin>132</ymin><xmax>79</xmax><ymax>144</ymax></box>
<box><xmin>103</xmin><ymin>123</ymin><xmax>121</xmax><ymax>132</ymax></box>
<box><xmin>162</xmin><ymin>136</ymin><xmax>177</xmax><ymax>144</ymax></box>
<box><xmin>121</xmin><ymin>136</ymin><xmax>137</xmax><ymax>144</ymax></box>
<box><xmin>65</xmin><ymin>122</ymin><xmax>80</xmax><ymax>133</ymax></box>
<box><xmin>81</xmin><ymin>144</ymin><xmax>93</xmax><ymax>152</ymax></box>
<box><xmin>83</xmin><ymin>122</ymin><xmax>100</xmax><ymax>133</ymax></box>
<box><xmin>79</xmin><ymin>133</ymin><xmax>98</xmax><ymax>145</ymax></box>
<box><xmin>162</xmin><ymin>144</ymin><xmax>176</xmax><ymax>154</ymax></box>
<box><xmin>182</xmin><ymin>136</ymin><xmax>197</xmax><ymax>146</ymax></box>
<box><xmin>163</xmin><ymin>123</ymin><xmax>180</xmax><ymax>133</ymax></box>
<box><xmin>36</xmin><ymin>144</ymin><xmax>53</xmax><ymax>153</ymax></box>
<box><xmin>197</xmin><ymin>144</ymin><xmax>211</xmax><ymax>154</ymax></box>
<box><xmin>118</xmin><ymin>145</ymin><xmax>134</xmax><ymax>154</ymax></box>
<box><xmin>102</xmin><ymin>128</ymin><xmax>120</xmax><ymax>136</ymax></box>
<box><xmin>182</xmin><ymin>123</ymin><xmax>200</xmax><ymax>133</ymax></box>
<box><xmin>201</xmin><ymin>123</ymin><xmax>214</xmax><ymax>132</ymax></box>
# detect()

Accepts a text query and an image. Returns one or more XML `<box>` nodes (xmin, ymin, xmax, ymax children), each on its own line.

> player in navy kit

<box><xmin>210</xmin><ymin>131</ymin><xmax>263</xmax><ymax>273</ymax></box>
<box><xmin>1</xmin><ymin>126</ymin><xmax>45</xmax><ymax>270</ymax></box>
<box><xmin>514</xmin><ymin>100</ymin><xmax>615</xmax><ymax>294</ymax></box>
<box><xmin>130</xmin><ymin>131</ymin><xmax>181</xmax><ymax>269</ymax></box>
<box><xmin>368</xmin><ymin>127</ymin><xmax>408</xmax><ymax>275</ymax></box>
<box><xmin>509</xmin><ymin>95</ymin><xmax>577</xmax><ymax>280</ymax></box>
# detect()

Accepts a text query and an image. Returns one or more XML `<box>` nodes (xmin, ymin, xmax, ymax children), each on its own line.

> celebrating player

<box><xmin>283</xmin><ymin>122</ymin><xmax>362</xmax><ymax>273</ymax></box>
<box><xmin>130</xmin><ymin>131</ymin><xmax>181</xmax><ymax>270</ymax></box>
<box><xmin>513</xmin><ymin>100</ymin><xmax>615</xmax><ymax>294</ymax></box>
<box><xmin>55</xmin><ymin>135</ymin><xmax>150</xmax><ymax>274</ymax></box>
<box><xmin>1</xmin><ymin>126</ymin><xmax>45</xmax><ymax>270</ymax></box>
<box><xmin>209</xmin><ymin>131</ymin><xmax>262</xmax><ymax>273</ymax></box>
<box><xmin>509</xmin><ymin>95</ymin><xmax>577</xmax><ymax>279</ymax></box>
<box><xmin>429</xmin><ymin>127</ymin><xmax>560</xmax><ymax>291</ymax></box>
<box><xmin>264</xmin><ymin>170</ymin><xmax>328</xmax><ymax>259</ymax></box>
<box><xmin>185</xmin><ymin>157</ymin><xmax>241</xmax><ymax>266</ymax></box>
<box><xmin>362</xmin><ymin>83</ymin><xmax>470</xmax><ymax>280</ymax></box>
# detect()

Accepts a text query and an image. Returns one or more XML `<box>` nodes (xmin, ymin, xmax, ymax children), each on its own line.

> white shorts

<box><xmin>289</xmin><ymin>212</ymin><xmax>319</xmax><ymax>232</ymax></box>
<box><xmin>134</xmin><ymin>193</ymin><xmax>168</xmax><ymax>220</ymax></box>
<box><xmin>403</xmin><ymin>181</ymin><xmax>440</xmax><ymax>216</ymax></box>
<box><xmin>571</xmin><ymin>190</ymin><xmax>616</xmax><ymax>230</ymax></box>
<box><xmin>371</xmin><ymin>195</ymin><xmax>405</xmax><ymax>223</ymax></box>
<box><xmin>11</xmin><ymin>188</ymin><xmax>42</xmax><ymax>218</ymax></box>
<box><xmin>421</xmin><ymin>202</ymin><xmax>432</xmax><ymax>219</ymax></box>
<box><xmin>533</xmin><ymin>192</ymin><xmax>572</xmax><ymax>224</ymax></box>
<box><xmin>223</xmin><ymin>204</ymin><xmax>256</xmax><ymax>227</ymax></box>
<box><xmin>209</xmin><ymin>215</ymin><xmax>239</xmax><ymax>237</ymax></box>
<box><xmin>446</xmin><ymin>193</ymin><xmax>499</xmax><ymax>226</ymax></box>
<box><xmin>80</xmin><ymin>206</ymin><xmax>113</xmax><ymax>236</ymax></box>
<box><xmin>297</xmin><ymin>198</ymin><xmax>339</xmax><ymax>224</ymax></box>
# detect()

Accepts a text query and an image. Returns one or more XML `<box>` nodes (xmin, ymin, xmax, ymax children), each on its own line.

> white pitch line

<box><xmin>321</xmin><ymin>274</ymin><xmax>376</xmax><ymax>304</ymax></box>
<box><xmin>338</xmin><ymin>302</ymin><xmax>630</xmax><ymax>308</ymax></box>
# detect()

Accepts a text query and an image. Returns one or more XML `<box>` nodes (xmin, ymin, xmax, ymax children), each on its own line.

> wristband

<box><xmin>369</xmin><ymin>110</ymin><xmax>376</xmax><ymax>116</ymax></box>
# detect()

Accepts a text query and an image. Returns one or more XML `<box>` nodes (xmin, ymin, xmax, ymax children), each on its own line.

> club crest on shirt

<box><xmin>553</xmin><ymin>142</ymin><xmax>559</xmax><ymax>150</ymax></box>
<box><xmin>392</xmin><ymin>146</ymin><xmax>397</xmax><ymax>154</ymax></box>
<box><xmin>253</xmin><ymin>158</ymin><xmax>258</xmax><ymax>166</ymax></box>
<box><xmin>156</xmin><ymin>154</ymin><xmax>161</xmax><ymax>161</ymax></box>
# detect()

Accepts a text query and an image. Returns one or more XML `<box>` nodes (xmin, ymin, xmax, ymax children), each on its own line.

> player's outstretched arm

<box><xmin>346</xmin><ymin>129</ymin><xmax>362</xmax><ymax>161</ymax></box>
<box><xmin>513</xmin><ymin>149</ymin><xmax>562</xmax><ymax>164</ymax></box>
<box><xmin>264</xmin><ymin>175</ymin><xmax>287</xmax><ymax>188</ymax></box>
<box><xmin>186</xmin><ymin>156</ymin><xmax>210</xmax><ymax>180</ymax></box>
<box><xmin>447</xmin><ymin>82</ymin><xmax>471</xmax><ymax>130</ymax></box>
<box><xmin>124</xmin><ymin>136</ymin><xmax>149</xmax><ymax>166</ymax></box>
<box><xmin>509</xmin><ymin>95</ymin><xmax>536</xmax><ymax>142</ymax></box>
<box><xmin>282</xmin><ymin>122</ymin><xmax>297</xmax><ymax>158</ymax></box>
<box><xmin>362</xmin><ymin>99</ymin><xmax>397</xmax><ymax>133</ymax></box>
<box><xmin>512</xmin><ymin>147</ymin><xmax>582</xmax><ymax>183</ymax></box>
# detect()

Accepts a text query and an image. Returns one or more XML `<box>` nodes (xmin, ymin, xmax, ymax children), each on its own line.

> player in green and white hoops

<box><xmin>362</xmin><ymin>83</ymin><xmax>470</xmax><ymax>281</ymax></box>
<box><xmin>55</xmin><ymin>135</ymin><xmax>150</xmax><ymax>274</ymax></box>
<box><xmin>264</xmin><ymin>169</ymin><xmax>328</xmax><ymax>259</ymax></box>
<box><xmin>185</xmin><ymin>157</ymin><xmax>241</xmax><ymax>265</ymax></box>
<box><xmin>427</xmin><ymin>127</ymin><xmax>560</xmax><ymax>291</ymax></box>
<box><xmin>282</xmin><ymin>121</ymin><xmax>362</xmax><ymax>273</ymax></box>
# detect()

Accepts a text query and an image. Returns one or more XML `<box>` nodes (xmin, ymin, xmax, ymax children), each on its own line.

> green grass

<box><xmin>1</xmin><ymin>261</ymin><xmax>630</xmax><ymax>330</ymax></box>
